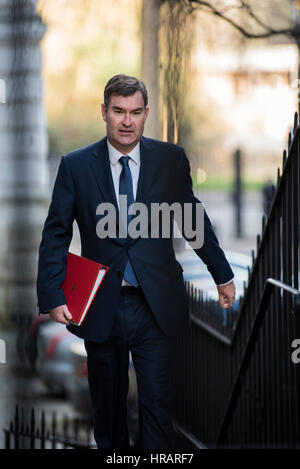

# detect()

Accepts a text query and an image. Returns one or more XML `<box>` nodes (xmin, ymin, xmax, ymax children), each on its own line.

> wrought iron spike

<box><xmin>41</xmin><ymin>410</ymin><xmax>46</xmax><ymax>437</ymax></box>
<box><xmin>282</xmin><ymin>149</ymin><xmax>287</xmax><ymax>168</ymax></box>
<box><xmin>271</xmin><ymin>184</ymin><xmax>275</xmax><ymax>197</ymax></box>
<box><xmin>20</xmin><ymin>407</ymin><xmax>24</xmax><ymax>433</ymax></box>
<box><xmin>63</xmin><ymin>414</ymin><xmax>69</xmax><ymax>435</ymax></box>
<box><xmin>52</xmin><ymin>411</ymin><xmax>56</xmax><ymax>431</ymax></box>
<box><xmin>30</xmin><ymin>408</ymin><xmax>35</xmax><ymax>425</ymax></box>
<box><xmin>15</xmin><ymin>405</ymin><xmax>19</xmax><ymax>430</ymax></box>
<box><xmin>256</xmin><ymin>234</ymin><xmax>260</xmax><ymax>250</ymax></box>
<box><xmin>262</xmin><ymin>214</ymin><xmax>266</xmax><ymax>232</ymax></box>
<box><xmin>294</xmin><ymin>111</ymin><xmax>298</xmax><ymax>133</ymax></box>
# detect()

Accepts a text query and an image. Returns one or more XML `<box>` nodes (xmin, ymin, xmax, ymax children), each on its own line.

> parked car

<box><xmin>176</xmin><ymin>248</ymin><xmax>251</xmax><ymax>324</ymax></box>
<box><xmin>35</xmin><ymin>321</ymin><xmax>83</xmax><ymax>396</ymax></box>
<box><xmin>177</xmin><ymin>249</ymin><xmax>250</xmax><ymax>296</ymax></box>
<box><xmin>15</xmin><ymin>313</ymin><xmax>51</xmax><ymax>368</ymax></box>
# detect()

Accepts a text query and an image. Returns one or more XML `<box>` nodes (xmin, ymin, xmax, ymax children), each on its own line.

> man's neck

<box><xmin>106</xmin><ymin>137</ymin><xmax>140</xmax><ymax>155</ymax></box>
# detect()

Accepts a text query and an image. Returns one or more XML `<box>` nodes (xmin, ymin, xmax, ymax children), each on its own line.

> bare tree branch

<box><xmin>239</xmin><ymin>0</ymin><xmax>285</xmax><ymax>33</ymax></box>
<box><xmin>186</xmin><ymin>0</ymin><xmax>296</xmax><ymax>40</ymax></box>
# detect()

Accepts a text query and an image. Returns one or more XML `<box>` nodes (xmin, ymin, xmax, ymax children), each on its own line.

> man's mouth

<box><xmin>119</xmin><ymin>129</ymin><xmax>134</xmax><ymax>134</ymax></box>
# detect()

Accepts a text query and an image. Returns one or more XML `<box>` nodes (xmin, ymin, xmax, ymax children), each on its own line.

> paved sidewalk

<box><xmin>196</xmin><ymin>189</ymin><xmax>264</xmax><ymax>256</ymax></box>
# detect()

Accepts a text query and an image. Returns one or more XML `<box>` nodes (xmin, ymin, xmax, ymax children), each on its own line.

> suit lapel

<box><xmin>135</xmin><ymin>136</ymin><xmax>155</xmax><ymax>205</ymax></box>
<box><xmin>129</xmin><ymin>137</ymin><xmax>158</xmax><ymax>243</ymax></box>
<box><xmin>90</xmin><ymin>136</ymin><xmax>156</xmax><ymax>203</ymax></box>
<box><xmin>89</xmin><ymin>137</ymin><xmax>120</xmax><ymax>223</ymax></box>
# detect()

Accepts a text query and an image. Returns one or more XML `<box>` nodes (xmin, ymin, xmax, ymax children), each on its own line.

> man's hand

<box><xmin>217</xmin><ymin>281</ymin><xmax>236</xmax><ymax>309</ymax></box>
<box><xmin>49</xmin><ymin>304</ymin><xmax>72</xmax><ymax>325</ymax></box>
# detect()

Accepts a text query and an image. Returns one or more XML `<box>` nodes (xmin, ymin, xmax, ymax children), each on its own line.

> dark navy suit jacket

<box><xmin>36</xmin><ymin>136</ymin><xmax>234</xmax><ymax>342</ymax></box>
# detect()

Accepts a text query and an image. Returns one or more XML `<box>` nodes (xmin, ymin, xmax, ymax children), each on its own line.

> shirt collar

<box><xmin>107</xmin><ymin>139</ymin><xmax>140</xmax><ymax>167</ymax></box>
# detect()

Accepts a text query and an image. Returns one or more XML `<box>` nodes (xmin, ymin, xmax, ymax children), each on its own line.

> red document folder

<box><xmin>61</xmin><ymin>252</ymin><xmax>109</xmax><ymax>326</ymax></box>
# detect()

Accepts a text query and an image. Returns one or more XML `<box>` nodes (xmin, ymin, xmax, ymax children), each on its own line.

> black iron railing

<box><xmin>173</xmin><ymin>112</ymin><xmax>300</xmax><ymax>449</ymax></box>
<box><xmin>217</xmin><ymin>279</ymin><xmax>300</xmax><ymax>448</ymax></box>
<box><xmin>4</xmin><ymin>405</ymin><xmax>95</xmax><ymax>449</ymax></box>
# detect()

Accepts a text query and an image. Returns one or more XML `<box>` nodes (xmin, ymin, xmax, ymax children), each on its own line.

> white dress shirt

<box><xmin>106</xmin><ymin>139</ymin><xmax>233</xmax><ymax>288</ymax></box>
<box><xmin>107</xmin><ymin>139</ymin><xmax>140</xmax><ymax>286</ymax></box>
<box><xmin>107</xmin><ymin>139</ymin><xmax>140</xmax><ymax>203</ymax></box>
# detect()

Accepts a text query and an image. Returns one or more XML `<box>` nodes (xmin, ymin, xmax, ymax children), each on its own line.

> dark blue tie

<box><xmin>119</xmin><ymin>156</ymin><xmax>139</xmax><ymax>287</ymax></box>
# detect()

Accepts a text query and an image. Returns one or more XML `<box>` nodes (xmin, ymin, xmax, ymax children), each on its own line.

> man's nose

<box><xmin>122</xmin><ymin>113</ymin><xmax>132</xmax><ymax>126</ymax></box>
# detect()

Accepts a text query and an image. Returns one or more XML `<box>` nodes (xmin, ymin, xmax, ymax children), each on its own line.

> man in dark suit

<box><xmin>37</xmin><ymin>74</ymin><xmax>235</xmax><ymax>449</ymax></box>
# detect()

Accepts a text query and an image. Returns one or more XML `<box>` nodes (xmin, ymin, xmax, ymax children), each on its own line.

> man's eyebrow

<box><xmin>112</xmin><ymin>106</ymin><xmax>144</xmax><ymax>112</ymax></box>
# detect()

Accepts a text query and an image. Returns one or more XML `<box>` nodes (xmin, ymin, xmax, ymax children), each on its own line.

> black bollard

<box><xmin>232</xmin><ymin>148</ymin><xmax>243</xmax><ymax>238</ymax></box>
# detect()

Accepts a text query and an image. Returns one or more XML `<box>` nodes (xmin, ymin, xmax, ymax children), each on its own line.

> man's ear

<box><xmin>101</xmin><ymin>103</ymin><xmax>107</xmax><ymax>122</ymax></box>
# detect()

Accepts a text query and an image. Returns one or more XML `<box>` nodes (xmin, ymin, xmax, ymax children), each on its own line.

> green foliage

<box><xmin>192</xmin><ymin>176</ymin><xmax>269</xmax><ymax>191</ymax></box>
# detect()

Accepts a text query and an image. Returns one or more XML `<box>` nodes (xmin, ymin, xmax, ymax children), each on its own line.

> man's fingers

<box><xmin>49</xmin><ymin>305</ymin><xmax>72</xmax><ymax>324</ymax></box>
<box><xmin>62</xmin><ymin>305</ymin><xmax>72</xmax><ymax>321</ymax></box>
<box><xmin>57</xmin><ymin>310</ymin><xmax>72</xmax><ymax>324</ymax></box>
<box><xmin>54</xmin><ymin>312</ymin><xmax>69</xmax><ymax>325</ymax></box>
<box><xmin>217</xmin><ymin>281</ymin><xmax>236</xmax><ymax>309</ymax></box>
<box><xmin>58</xmin><ymin>315</ymin><xmax>70</xmax><ymax>325</ymax></box>
<box><xmin>219</xmin><ymin>293</ymin><xmax>235</xmax><ymax>309</ymax></box>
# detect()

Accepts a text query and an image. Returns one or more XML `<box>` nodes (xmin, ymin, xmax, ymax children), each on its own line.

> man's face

<box><xmin>101</xmin><ymin>91</ymin><xmax>149</xmax><ymax>153</ymax></box>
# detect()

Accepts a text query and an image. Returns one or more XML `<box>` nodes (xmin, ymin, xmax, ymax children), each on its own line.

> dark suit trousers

<box><xmin>84</xmin><ymin>286</ymin><xmax>176</xmax><ymax>449</ymax></box>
